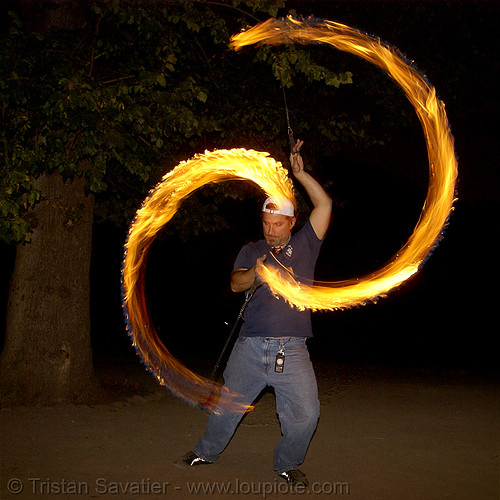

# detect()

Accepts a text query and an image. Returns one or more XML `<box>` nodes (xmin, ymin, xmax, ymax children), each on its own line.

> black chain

<box><xmin>210</xmin><ymin>279</ymin><xmax>261</xmax><ymax>381</ymax></box>
<box><xmin>282</xmin><ymin>86</ymin><xmax>296</xmax><ymax>154</ymax></box>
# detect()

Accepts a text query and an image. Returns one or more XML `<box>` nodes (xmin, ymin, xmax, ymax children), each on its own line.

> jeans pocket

<box><xmin>284</xmin><ymin>337</ymin><xmax>307</xmax><ymax>355</ymax></box>
<box><xmin>287</xmin><ymin>336</ymin><xmax>307</xmax><ymax>346</ymax></box>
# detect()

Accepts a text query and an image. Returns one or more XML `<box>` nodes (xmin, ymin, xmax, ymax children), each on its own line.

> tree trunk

<box><xmin>0</xmin><ymin>171</ymin><xmax>97</xmax><ymax>405</ymax></box>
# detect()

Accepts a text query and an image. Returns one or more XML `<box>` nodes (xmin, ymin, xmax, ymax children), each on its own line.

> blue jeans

<box><xmin>194</xmin><ymin>336</ymin><xmax>320</xmax><ymax>473</ymax></box>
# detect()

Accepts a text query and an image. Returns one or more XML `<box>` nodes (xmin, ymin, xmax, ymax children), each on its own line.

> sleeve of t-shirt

<box><xmin>233</xmin><ymin>243</ymin><xmax>256</xmax><ymax>271</ymax></box>
<box><xmin>302</xmin><ymin>219</ymin><xmax>323</xmax><ymax>260</ymax></box>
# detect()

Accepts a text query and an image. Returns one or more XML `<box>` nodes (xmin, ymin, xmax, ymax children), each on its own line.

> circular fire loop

<box><xmin>121</xmin><ymin>18</ymin><xmax>458</xmax><ymax>410</ymax></box>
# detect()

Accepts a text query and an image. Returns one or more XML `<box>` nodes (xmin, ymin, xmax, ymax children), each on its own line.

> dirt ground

<box><xmin>1</xmin><ymin>356</ymin><xmax>499</xmax><ymax>500</ymax></box>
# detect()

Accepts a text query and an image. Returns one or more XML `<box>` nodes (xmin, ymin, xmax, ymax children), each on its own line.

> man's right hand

<box><xmin>255</xmin><ymin>254</ymin><xmax>267</xmax><ymax>269</ymax></box>
<box><xmin>231</xmin><ymin>254</ymin><xmax>267</xmax><ymax>293</ymax></box>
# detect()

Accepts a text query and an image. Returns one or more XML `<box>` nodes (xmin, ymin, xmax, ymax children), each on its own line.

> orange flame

<box><xmin>122</xmin><ymin>149</ymin><xmax>294</xmax><ymax>412</ymax></box>
<box><xmin>122</xmin><ymin>18</ymin><xmax>458</xmax><ymax>411</ymax></box>
<box><xmin>231</xmin><ymin>17</ymin><xmax>458</xmax><ymax>311</ymax></box>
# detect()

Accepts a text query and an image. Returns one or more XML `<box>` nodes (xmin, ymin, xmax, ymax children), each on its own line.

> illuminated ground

<box><xmin>1</xmin><ymin>357</ymin><xmax>498</xmax><ymax>499</ymax></box>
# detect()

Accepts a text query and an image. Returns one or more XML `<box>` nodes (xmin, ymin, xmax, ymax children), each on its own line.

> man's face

<box><xmin>262</xmin><ymin>212</ymin><xmax>296</xmax><ymax>248</ymax></box>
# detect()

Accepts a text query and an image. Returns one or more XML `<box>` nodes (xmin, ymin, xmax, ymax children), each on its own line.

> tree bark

<box><xmin>0</xmin><ymin>171</ymin><xmax>97</xmax><ymax>405</ymax></box>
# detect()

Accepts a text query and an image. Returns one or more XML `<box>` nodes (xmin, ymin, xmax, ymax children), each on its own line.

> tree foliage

<box><xmin>1</xmin><ymin>0</ymin><xmax>364</xmax><ymax>243</ymax></box>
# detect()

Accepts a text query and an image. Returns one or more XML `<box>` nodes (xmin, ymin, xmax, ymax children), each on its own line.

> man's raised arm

<box><xmin>290</xmin><ymin>140</ymin><xmax>332</xmax><ymax>240</ymax></box>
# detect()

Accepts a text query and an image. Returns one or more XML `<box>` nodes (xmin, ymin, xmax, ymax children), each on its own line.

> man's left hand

<box><xmin>290</xmin><ymin>139</ymin><xmax>304</xmax><ymax>175</ymax></box>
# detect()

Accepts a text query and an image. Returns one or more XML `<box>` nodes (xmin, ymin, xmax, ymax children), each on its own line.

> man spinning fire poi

<box><xmin>182</xmin><ymin>140</ymin><xmax>333</xmax><ymax>487</ymax></box>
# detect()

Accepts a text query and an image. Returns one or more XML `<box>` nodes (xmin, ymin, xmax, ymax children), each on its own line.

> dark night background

<box><xmin>1</xmin><ymin>1</ymin><xmax>499</xmax><ymax>375</ymax></box>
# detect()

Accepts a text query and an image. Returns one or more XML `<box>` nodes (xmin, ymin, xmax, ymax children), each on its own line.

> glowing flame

<box><xmin>122</xmin><ymin>18</ymin><xmax>458</xmax><ymax>411</ymax></box>
<box><xmin>231</xmin><ymin>17</ymin><xmax>458</xmax><ymax>311</ymax></box>
<box><xmin>122</xmin><ymin>149</ymin><xmax>294</xmax><ymax>412</ymax></box>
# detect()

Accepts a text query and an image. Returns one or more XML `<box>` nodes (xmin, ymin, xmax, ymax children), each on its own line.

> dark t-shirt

<box><xmin>233</xmin><ymin>220</ymin><xmax>323</xmax><ymax>338</ymax></box>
